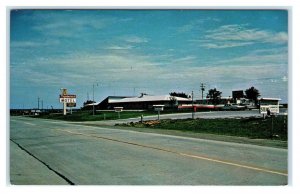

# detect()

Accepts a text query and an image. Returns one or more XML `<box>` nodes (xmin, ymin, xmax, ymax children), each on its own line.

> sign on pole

<box><xmin>259</xmin><ymin>98</ymin><xmax>280</xmax><ymax>117</ymax></box>
<box><xmin>59</xmin><ymin>90</ymin><xmax>76</xmax><ymax>115</ymax></box>
<box><xmin>153</xmin><ymin>105</ymin><xmax>164</xmax><ymax>120</ymax></box>
<box><xmin>114</xmin><ymin>107</ymin><xmax>123</xmax><ymax>119</ymax></box>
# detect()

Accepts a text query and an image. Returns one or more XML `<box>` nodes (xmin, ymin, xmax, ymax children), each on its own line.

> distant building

<box><xmin>232</xmin><ymin>90</ymin><xmax>244</xmax><ymax>104</ymax></box>
<box><xmin>196</xmin><ymin>97</ymin><xmax>233</xmax><ymax>105</ymax></box>
<box><xmin>84</xmin><ymin>95</ymin><xmax>192</xmax><ymax>110</ymax></box>
<box><xmin>83</xmin><ymin>96</ymin><xmax>132</xmax><ymax>110</ymax></box>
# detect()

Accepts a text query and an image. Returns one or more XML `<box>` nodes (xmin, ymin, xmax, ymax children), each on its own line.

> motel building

<box><xmin>82</xmin><ymin>93</ymin><xmax>282</xmax><ymax>113</ymax></box>
<box><xmin>83</xmin><ymin>94</ymin><xmax>192</xmax><ymax>111</ymax></box>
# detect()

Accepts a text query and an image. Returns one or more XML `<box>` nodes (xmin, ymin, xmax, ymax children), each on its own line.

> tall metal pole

<box><xmin>93</xmin><ymin>83</ymin><xmax>95</xmax><ymax>116</ymax></box>
<box><xmin>192</xmin><ymin>91</ymin><xmax>194</xmax><ymax>119</ymax></box>
<box><xmin>38</xmin><ymin>97</ymin><xmax>40</xmax><ymax>109</ymax></box>
<box><xmin>200</xmin><ymin>83</ymin><xmax>205</xmax><ymax>101</ymax></box>
<box><xmin>92</xmin><ymin>82</ymin><xmax>99</xmax><ymax>116</ymax></box>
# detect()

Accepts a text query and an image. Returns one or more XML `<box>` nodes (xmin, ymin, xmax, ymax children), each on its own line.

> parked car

<box><xmin>244</xmin><ymin>104</ymin><xmax>257</xmax><ymax>110</ymax></box>
<box><xmin>221</xmin><ymin>104</ymin><xmax>246</xmax><ymax>111</ymax></box>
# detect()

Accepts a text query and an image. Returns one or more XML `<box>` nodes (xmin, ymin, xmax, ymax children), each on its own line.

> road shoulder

<box><xmin>9</xmin><ymin>140</ymin><xmax>68</xmax><ymax>185</ymax></box>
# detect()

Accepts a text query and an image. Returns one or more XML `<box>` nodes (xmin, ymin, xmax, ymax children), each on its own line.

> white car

<box><xmin>222</xmin><ymin>104</ymin><xmax>246</xmax><ymax>111</ymax></box>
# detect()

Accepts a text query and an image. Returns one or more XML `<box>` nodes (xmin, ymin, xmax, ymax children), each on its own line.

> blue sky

<box><xmin>10</xmin><ymin>9</ymin><xmax>288</xmax><ymax>109</ymax></box>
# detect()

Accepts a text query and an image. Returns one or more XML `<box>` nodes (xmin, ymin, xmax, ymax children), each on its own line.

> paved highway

<box><xmin>10</xmin><ymin>116</ymin><xmax>287</xmax><ymax>185</ymax></box>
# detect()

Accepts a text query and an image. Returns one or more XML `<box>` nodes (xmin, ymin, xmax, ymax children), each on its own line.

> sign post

<box><xmin>259</xmin><ymin>98</ymin><xmax>280</xmax><ymax>119</ymax></box>
<box><xmin>59</xmin><ymin>89</ymin><xmax>76</xmax><ymax>115</ymax></box>
<box><xmin>114</xmin><ymin>107</ymin><xmax>123</xmax><ymax>119</ymax></box>
<box><xmin>153</xmin><ymin>105</ymin><xmax>164</xmax><ymax>121</ymax></box>
<box><xmin>63</xmin><ymin>100</ymin><xmax>67</xmax><ymax>115</ymax></box>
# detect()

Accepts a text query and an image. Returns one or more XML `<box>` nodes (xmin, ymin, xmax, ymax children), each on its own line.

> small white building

<box><xmin>258</xmin><ymin>98</ymin><xmax>281</xmax><ymax>115</ymax></box>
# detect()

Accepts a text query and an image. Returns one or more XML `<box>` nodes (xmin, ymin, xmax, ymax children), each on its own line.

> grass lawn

<box><xmin>33</xmin><ymin>110</ymin><xmax>156</xmax><ymax>121</ymax></box>
<box><xmin>117</xmin><ymin>116</ymin><xmax>288</xmax><ymax>141</ymax></box>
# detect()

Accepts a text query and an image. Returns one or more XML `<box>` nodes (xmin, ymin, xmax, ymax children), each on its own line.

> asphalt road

<box><xmin>10</xmin><ymin>116</ymin><xmax>288</xmax><ymax>185</ymax></box>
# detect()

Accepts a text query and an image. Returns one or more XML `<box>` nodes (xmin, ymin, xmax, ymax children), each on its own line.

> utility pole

<box><xmin>92</xmin><ymin>83</ymin><xmax>99</xmax><ymax>116</ymax></box>
<box><xmin>192</xmin><ymin>91</ymin><xmax>195</xmax><ymax>119</ymax></box>
<box><xmin>38</xmin><ymin>97</ymin><xmax>40</xmax><ymax>110</ymax></box>
<box><xmin>93</xmin><ymin>84</ymin><xmax>95</xmax><ymax>116</ymax></box>
<box><xmin>200</xmin><ymin>83</ymin><xmax>205</xmax><ymax>101</ymax></box>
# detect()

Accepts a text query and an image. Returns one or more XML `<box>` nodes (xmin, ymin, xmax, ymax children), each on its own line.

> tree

<box><xmin>169</xmin><ymin>96</ymin><xmax>178</xmax><ymax>108</ymax></box>
<box><xmin>169</xmin><ymin>92</ymin><xmax>188</xmax><ymax>98</ymax></box>
<box><xmin>206</xmin><ymin>88</ymin><xmax>222</xmax><ymax>105</ymax></box>
<box><xmin>245</xmin><ymin>86</ymin><xmax>260</xmax><ymax>105</ymax></box>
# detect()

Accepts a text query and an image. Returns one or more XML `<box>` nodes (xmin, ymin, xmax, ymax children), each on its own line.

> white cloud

<box><xmin>10</xmin><ymin>40</ymin><xmax>60</xmax><ymax>48</ymax></box>
<box><xmin>197</xmin><ymin>24</ymin><xmax>288</xmax><ymax>49</ymax></box>
<box><xmin>201</xmin><ymin>42</ymin><xmax>254</xmax><ymax>49</ymax></box>
<box><xmin>211</xmin><ymin>48</ymin><xmax>288</xmax><ymax>66</ymax></box>
<box><xmin>27</xmin><ymin>50</ymin><xmax>164</xmax><ymax>87</ymax></box>
<box><xmin>31</xmin><ymin>14</ymin><xmax>129</xmax><ymax>38</ymax></box>
<box><xmin>177</xmin><ymin>18</ymin><xmax>221</xmax><ymax>33</ymax></box>
<box><xmin>171</xmin><ymin>56</ymin><xmax>197</xmax><ymax>64</ymax></box>
<box><xmin>106</xmin><ymin>45</ymin><xmax>133</xmax><ymax>50</ymax></box>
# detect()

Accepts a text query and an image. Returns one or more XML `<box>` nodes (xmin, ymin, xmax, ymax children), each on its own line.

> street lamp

<box><xmin>92</xmin><ymin>83</ymin><xmax>99</xmax><ymax>116</ymax></box>
<box><xmin>37</xmin><ymin>97</ymin><xmax>40</xmax><ymax>109</ymax></box>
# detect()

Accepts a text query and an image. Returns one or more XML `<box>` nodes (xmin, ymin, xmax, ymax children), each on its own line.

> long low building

<box><xmin>84</xmin><ymin>94</ymin><xmax>192</xmax><ymax>110</ymax></box>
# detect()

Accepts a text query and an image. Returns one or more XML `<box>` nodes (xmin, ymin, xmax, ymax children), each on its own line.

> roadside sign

<box><xmin>260</xmin><ymin>105</ymin><xmax>279</xmax><ymax>115</ymax></box>
<box><xmin>60</xmin><ymin>94</ymin><xmax>76</xmax><ymax>98</ymax></box>
<box><xmin>61</xmin><ymin>88</ymin><xmax>67</xmax><ymax>96</ymax></box>
<box><xmin>259</xmin><ymin>98</ymin><xmax>280</xmax><ymax>115</ymax></box>
<box><xmin>260</xmin><ymin>105</ymin><xmax>269</xmax><ymax>114</ymax></box>
<box><xmin>59</xmin><ymin>94</ymin><xmax>77</xmax><ymax>103</ymax></box>
<box><xmin>114</xmin><ymin>107</ymin><xmax>123</xmax><ymax>112</ymax></box>
<box><xmin>67</xmin><ymin>103</ymin><xmax>76</xmax><ymax>107</ymax></box>
<box><xmin>269</xmin><ymin>105</ymin><xmax>279</xmax><ymax>114</ymax></box>
<box><xmin>60</xmin><ymin>98</ymin><xmax>76</xmax><ymax>103</ymax></box>
<box><xmin>114</xmin><ymin>107</ymin><xmax>123</xmax><ymax>119</ymax></box>
<box><xmin>59</xmin><ymin>90</ymin><xmax>77</xmax><ymax>115</ymax></box>
<box><xmin>153</xmin><ymin>105</ymin><xmax>164</xmax><ymax>120</ymax></box>
<box><xmin>153</xmin><ymin>105</ymin><xmax>164</xmax><ymax>111</ymax></box>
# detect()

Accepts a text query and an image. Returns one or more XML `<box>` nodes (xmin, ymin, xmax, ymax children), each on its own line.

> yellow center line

<box><xmin>59</xmin><ymin>129</ymin><xmax>288</xmax><ymax>177</ymax></box>
<box><xmin>179</xmin><ymin>153</ymin><xmax>287</xmax><ymax>176</ymax></box>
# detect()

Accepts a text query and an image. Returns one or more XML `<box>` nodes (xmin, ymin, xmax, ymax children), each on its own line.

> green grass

<box><xmin>118</xmin><ymin>116</ymin><xmax>288</xmax><ymax>141</ymax></box>
<box><xmin>32</xmin><ymin>108</ymin><xmax>194</xmax><ymax>122</ymax></box>
<box><xmin>33</xmin><ymin>110</ymin><xmax>155</xmax><ymax>121</ymax></box>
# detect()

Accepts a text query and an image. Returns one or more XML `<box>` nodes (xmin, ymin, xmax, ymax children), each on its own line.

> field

<box><xmin>33</xmin><ymin>110</ymin><xmax>156</xmax><ymax>121</ymax></box>
<box><xmin>117</xmin><ymin>116</ymin><xmax>288</xmax><ymax>141</ymax></box>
